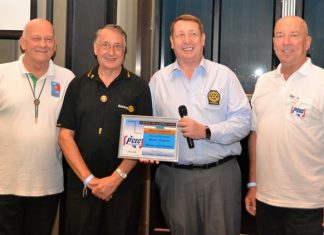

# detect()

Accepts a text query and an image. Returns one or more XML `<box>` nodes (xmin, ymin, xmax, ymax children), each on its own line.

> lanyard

<box><xmin>26</xmin><ymin>73</ymin><xmax>47</xmax><ymax>124</ymax></box>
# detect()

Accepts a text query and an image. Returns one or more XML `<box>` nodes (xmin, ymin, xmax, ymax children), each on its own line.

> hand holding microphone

<box><xmin>178</xmin><ymin>105</ymin><xmax>195</xmax><ymax>149</ymax></box>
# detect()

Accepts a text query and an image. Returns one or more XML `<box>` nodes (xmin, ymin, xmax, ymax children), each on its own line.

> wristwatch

<box><xmin>116</xmin><ymin>168</ymin><xmax>127</xmax><ymax>179</ymax></box>
<box><xmin>205</xmin><ymin>126</ymin><xmax>211</xmax><ymax>140</ymax></box>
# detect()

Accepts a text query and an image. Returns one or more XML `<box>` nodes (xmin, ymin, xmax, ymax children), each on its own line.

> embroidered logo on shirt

<box><xmin>208</xmin><ymin>90</ymin><xmax>220</xmax><ymax>105</ymax></box>
<box><xmin>51</xmin><ymin>81</ymin><xmax>60</xmax><ymax>97</ymax></box>
<box><xmin>287</xmin><ymin>94</ymin><xmax>312</xmax><ymax>121</ymax></box>
<box><xmin>290</xmin><ymin>106</ymin><xmax>306</xmax><ymax>118</ymax></box>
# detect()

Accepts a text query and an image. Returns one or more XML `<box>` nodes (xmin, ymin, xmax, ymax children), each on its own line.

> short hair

<box><xmin>170</xmin><ymin>14</ymin><xmax>205</xmax><ymax>36</ymax></box>
<box><xmin>94</xmin><ymin>24</ymin><xmax>127</xmax><ymax>46</ymax></box>
<box><xmin>22</xmin><ymin>18</ymin><xmax>55</xmax><ymax>38</ymax></box>
<box><xmin>274</xmin><ymin>16</ymin><xmax>309</xmax><ymax>36</ymax></box>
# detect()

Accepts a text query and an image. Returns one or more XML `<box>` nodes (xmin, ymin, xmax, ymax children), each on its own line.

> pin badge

<box><xmin>208</xmin><ymin>90</ymin><xmax>220</xmax><ymax>105</ymax></box>
<box><xmin>100</xmin><ymin>95</ymin><xmax>108</xmax><ymax>102</ymax></box>
<box><xmin>87</xmin><ymin>70</ymin><xmax>95</xmax><ymax>79</ymax></box>
<box><xmin>128</xmin><ymin>105</ymin><xmax>134</xmax><ymax>113</ymax></box>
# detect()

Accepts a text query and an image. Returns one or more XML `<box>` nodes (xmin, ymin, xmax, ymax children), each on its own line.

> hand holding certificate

<box><xmin>118</xmin><ymin>115</ymin><xmax>179</xmax><ymax>162</ymax></box>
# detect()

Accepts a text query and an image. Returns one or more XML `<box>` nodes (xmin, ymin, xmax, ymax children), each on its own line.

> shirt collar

<box><xmin>171</xmin><ymin>57</ymin><xmax>207</xmax><ymax>79</ymax></box>
<box><xmin>275</xmin><ymin>57</ymin><xmax>312</xmax><ymax>78</ymax></box>
<box><xmin>92</xmin><ymin>65</ymin><xmax>128</xmax><ymax>84</ymax></box>
<box><xmin>297</xmin><ymin>57</ymin><xmax>312</xmax><ymax>76</ymax></box>
<box><xmin>18</xmin><ymin>53</ymin><xmax>55</xmax><ymax>80</ymax></box>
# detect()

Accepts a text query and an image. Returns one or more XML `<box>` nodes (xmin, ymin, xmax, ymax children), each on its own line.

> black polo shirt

<box><xmin>57</xmin><ymin>66</ymin><xmax>152</xmax><ymax>187</ymax></box>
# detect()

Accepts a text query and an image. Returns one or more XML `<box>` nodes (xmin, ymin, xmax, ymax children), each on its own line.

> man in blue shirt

<box><xmin>149</xmin><ymin>14</ymin><xmax>251</xmax><ymax>235</ymax></box>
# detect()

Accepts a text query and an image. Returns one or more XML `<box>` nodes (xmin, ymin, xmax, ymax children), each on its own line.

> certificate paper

<box><xmin>118</xmin><ymin>115</ymin><xmax>179</xmax><ymax>162</ymax></box>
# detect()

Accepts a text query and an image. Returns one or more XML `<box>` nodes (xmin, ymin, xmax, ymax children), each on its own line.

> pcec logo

<box><xmin>123</xmin><ymin>135</ymin><xmax>143</xmax><ymax>148</ymax></box>
<box><xmin>290</xmin><ymin>106</ymin><xmax>306</xmax><ymax>118</ymax></box>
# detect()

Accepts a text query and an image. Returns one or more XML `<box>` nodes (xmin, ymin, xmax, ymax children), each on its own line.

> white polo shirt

<box><xmin>0</xmin><ymin>54</ymin><xmax>74</xmax><ymax>196</ymax></box>
<box><xmin>251</xmin><ymin>58</ymin><xmax>324</xmax><ymax>208</ymax></box>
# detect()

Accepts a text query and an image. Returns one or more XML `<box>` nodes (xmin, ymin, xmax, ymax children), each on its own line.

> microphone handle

<box><xmin>187</xmin><ymin>137</ymin><xmax>194</xmax><ymax>148</ymax></box>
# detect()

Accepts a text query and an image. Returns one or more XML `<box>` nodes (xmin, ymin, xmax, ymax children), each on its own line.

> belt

<box><xmin>161</xmin><ymin>155</ymin><xmax>236</xmax><ymax>170</ymax></box>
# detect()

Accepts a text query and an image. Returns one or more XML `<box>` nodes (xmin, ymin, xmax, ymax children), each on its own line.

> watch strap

<box><xmin>116</xmin><ymin>168</ymin><xmax>127</xmax><ymax>179</ymax></box>
<box><xmin>205</xmin><ymin>126</ymin><xmax>211</xmax><ymax>140</ymax></box>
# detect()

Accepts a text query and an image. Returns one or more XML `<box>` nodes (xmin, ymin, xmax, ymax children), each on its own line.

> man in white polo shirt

<box><xmin>245</xmin><ymin>16</ymin><xmax>324</xmax><ymax>235</ymax></box>
<box><xmin>0</xmin><ymin>18</ymin><xmax>74</xmax><ymax>234</ymax></box>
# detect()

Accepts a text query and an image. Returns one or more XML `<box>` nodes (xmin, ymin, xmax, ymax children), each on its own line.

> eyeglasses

<box><xmin>96</xmin><ymin>42</ymin><xmax>125</xmax><ymax>52</ymax></box>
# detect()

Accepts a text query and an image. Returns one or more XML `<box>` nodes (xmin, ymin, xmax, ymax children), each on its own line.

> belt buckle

<box><xmin>191</xmin><ymin>163</ymin><xmax>207</xmax><ymax>170</ymax></box>
<box><xmin>188</xmin><ymin>163</ymin><xmax>196</xmax><ymax>170</ymax></box>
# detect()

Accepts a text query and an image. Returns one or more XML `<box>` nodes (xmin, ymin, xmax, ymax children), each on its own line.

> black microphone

<box><xmin>178</xmin><ymin>105</ymin><xmax>194</xmax><ymax>149</ymax></box>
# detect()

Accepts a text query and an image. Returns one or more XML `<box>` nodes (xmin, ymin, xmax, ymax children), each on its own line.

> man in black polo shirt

<box><xmin>57</xmin><ymin>24</ymin><xmax>152</xmax><ymax>235</ymax></box>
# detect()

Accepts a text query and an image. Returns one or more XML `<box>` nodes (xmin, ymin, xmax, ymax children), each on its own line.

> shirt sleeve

<box><xmin>148</xmin><ymin>73</ymin><xmax>158</xmax><ymax>116</ymax></box>
<box><xmin>57</xmin><ymin>78</ymin><xmax>78</xmax><ymax>130</ymax></box>
<box><xmin>135</xmin><ymin>78</ymin><xmax>153</xmax><ymax>116</ymax></box>
<box><xmin>209</xmin><ymin>71</ymin><xmax>251</xmax><ymax>144</ymax></box>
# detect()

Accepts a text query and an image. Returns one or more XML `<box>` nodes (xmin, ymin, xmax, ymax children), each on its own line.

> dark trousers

<box><xmin>0</xmin><ymin>194</ymin><xmax>60</xmax><ymax>235</ymax></box>
<box><xmin>63</xmin><ymin>187</ymin><xmax>142</xmax><ymax>235</ymax></box>
<box><xmin>156</xmin><ymin>158</ymin><xmax>241</xmax><ymax>235</ymax></box>
<box><xmin>256</xmin><ymin>200</ymin><xmax>323</xmax><ymax>235</ymax></box>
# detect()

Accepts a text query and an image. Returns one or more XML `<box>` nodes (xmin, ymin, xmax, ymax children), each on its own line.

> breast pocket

<box><xmin>195</xmin><ymin>89</ymin><xmax>225</xmax><ymax>123</ymax></box>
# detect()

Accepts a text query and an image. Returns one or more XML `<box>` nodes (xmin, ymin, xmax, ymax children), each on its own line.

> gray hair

<box><xmin>94</xmin><ymin>24</ymin><xmax>127</xmax><ymax>47</ymax></box>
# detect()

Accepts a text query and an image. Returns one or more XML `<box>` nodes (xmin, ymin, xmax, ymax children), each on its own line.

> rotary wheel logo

<box><xmin>207</xmin><ymin>90</ymin><xmax>220</xmax><ymax>105</ymax></box>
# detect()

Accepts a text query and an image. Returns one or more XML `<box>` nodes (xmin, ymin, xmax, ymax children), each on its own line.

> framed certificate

<box><xmin>118</xmin><ymin>115</ymin><xmax>179</xmax><ymax>162</ymax></box>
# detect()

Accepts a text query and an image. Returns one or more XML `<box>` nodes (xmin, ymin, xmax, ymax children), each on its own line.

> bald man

<box><xmin>0</xmin><ymin>19</ymin><xmax>74</xmax><ymax>235</ymax></box>
<box><xmin>245</xmin><ymin>16</ymin><xmax>324</xmax><ymax>235</ymax></box>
